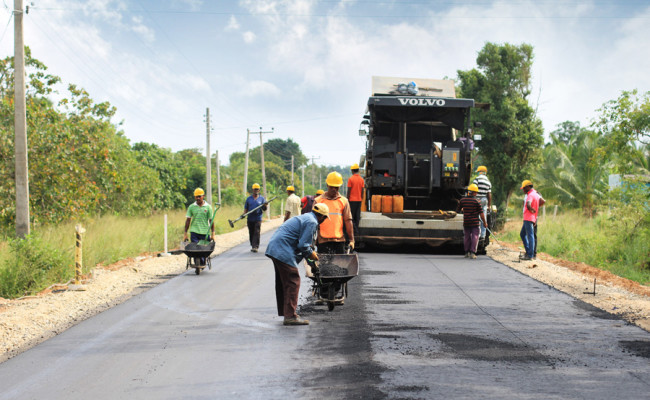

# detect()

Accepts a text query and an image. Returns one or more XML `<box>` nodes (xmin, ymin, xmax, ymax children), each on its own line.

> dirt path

<box><xmin>1</xmin><ymin>220</ymin><xmax>649</xmax><ymax>363</ymax></box>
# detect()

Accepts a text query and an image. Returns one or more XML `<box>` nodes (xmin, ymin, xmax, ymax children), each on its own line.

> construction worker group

<box><xmin>186</xmin><ymin>163</ymin><xmax>547</xmax><ymax>325</ymax></box>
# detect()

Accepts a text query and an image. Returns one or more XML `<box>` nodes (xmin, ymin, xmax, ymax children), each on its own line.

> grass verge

<box><xmin>497</xmin><ymin>210</ymin><xmax>650</xmax><ymax>285</ymax></box>
<box><xmin>0</xmin><ymin>205</ymin><xmax>271</xmax><ymax>298</ymax></box>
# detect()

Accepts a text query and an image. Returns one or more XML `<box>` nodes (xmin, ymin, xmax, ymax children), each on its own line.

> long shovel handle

<box><xmin>232</xmin><ymin>196</ymin><xmax>279</xmax><ymax>225</ymax></box>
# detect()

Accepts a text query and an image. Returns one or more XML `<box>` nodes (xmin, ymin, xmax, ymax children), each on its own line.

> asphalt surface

<box><xmin>1</xmin><ymin>232</ymin><xmax>649</xmax><ymax>399</ymax></box>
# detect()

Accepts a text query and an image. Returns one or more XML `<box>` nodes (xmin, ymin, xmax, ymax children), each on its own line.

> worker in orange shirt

<box><xmin>314</xmin><ymin>171</ymin><xmax>354</xmax><ymax>254</ymax></box>
<box><xmin>346</xmin><ymin>163</ymin><xmax>364</xmax><ymax>235</ymax></box>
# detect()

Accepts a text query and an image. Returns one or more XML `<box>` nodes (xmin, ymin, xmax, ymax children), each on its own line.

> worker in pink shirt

<box><xmin>520</xmin><ymin>180</ymin><xmax>540</xmax><ymax>261</ymax></box>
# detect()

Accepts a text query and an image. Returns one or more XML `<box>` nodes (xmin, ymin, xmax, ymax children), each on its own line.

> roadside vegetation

<box><xmin>0</xmin><ymin>205</ymin><xmax>266</xmax><ymax>298</ymax></box>
<box><xmin>0</xmin><ymin>49</ymin><xmax>344</xmax><ymax>298</ymax></box>
<box><xmin>497</xmin><ymin>205</ymin><xmax>650</xmax><ymax>285</ymax></box>
<box><xmin>457</xmin><ymin>43</ymin><xmax>649</xmax><ymax>286</ymax></box>
<box><xmin>1</xmin><ymin>44</ymin><xmax>648</xmax><ymax>298</ymax></box>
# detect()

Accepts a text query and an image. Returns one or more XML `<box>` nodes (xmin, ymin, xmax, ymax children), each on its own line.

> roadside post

<box><xmin>68</xmin><ymin>224</ymin><xmax>87</xmax><ymax>291</ymax></box>
<box><xmin>160</xmin><ymin>214</ymin><xmax>171</xmax><ymax>257</ymax></box>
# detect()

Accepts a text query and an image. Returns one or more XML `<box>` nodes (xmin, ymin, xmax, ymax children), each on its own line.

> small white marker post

<box><xmin>160</xmin><ymin>214</ymin><xmax>171</xmax><ymax>257</ymax></box>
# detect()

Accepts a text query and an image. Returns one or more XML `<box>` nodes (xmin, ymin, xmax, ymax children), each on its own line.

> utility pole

<box><xmin>319</xmin><ymin>170</ymin><xmax>322</xmax><ymax>190</ymax></box>
<box><xmin>258</xmin><ymin>127</ymin><xmax>274</xmax><ymax>220</ymax></box>
<box><xmin>243</xmin><ymin>129</ymin><xmax>250</xmax><ymax>195</ymax></box>
<box><xmin>216</xmin><ymin>150</ymin><xmax>221</xmax><ymax>205</ymax></box>
<box><xmin>14</xmin><ymin>0</ymin><xmax>29</xmax><ymax>238</ymax></box>
<box><xmin>204</xmin><ymin>108</ymin><xmax>212</xmax><ymax>205</ymax></box>
<box><xmin>310</xmin><ymin>156</ymin><xmax>320</xmax><ymax>188</ymax></box>
<box><xmin>291</xmin><ymin>155</ymin><xmax>294</xmax><ymax>185</ymax></box>
<box><xmin>301</xmin><ymin>166</ymin><xmax>305</xmax><ymax>197</ymax></box>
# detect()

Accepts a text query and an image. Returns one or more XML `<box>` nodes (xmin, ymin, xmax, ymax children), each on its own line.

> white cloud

<box><xmin>131</xmin><ymin>16</ymin><xmax>155</xmax><ymax>43</ymax></box>
<box><xmin>226</xmin><ymin>15</ymin><xmax>240</xmax><ymax>31</ymax></box>
<box><xmin>234</xmin><ymin>78</ymin><xmax>282</xmax><ymax>98</ymax></box>
<box><xmin>243</xmin><ymin>31</ymin><xmax>256</xmax><ymax>43</ymax></box>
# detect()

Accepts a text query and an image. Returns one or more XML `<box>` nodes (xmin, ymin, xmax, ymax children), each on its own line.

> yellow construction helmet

<box><xmin>312</xmin><ymin>203</ymin><xmax>330</xmax><ymax>218</ymax></box>
<box><xmin>194</xmin><ymin>188</ymin><xmax>205</xmax><ymax>196</ymax></box>
<box><xmin>351</xmin><ymin>163</ymin><xmax>360</xmax><ymax>170</ymax></box>
<box><xmin>316</xmin><ymin>189</ymin><xmax>325</xmax><ymax>195</ymax></box>
<box><xmin>252</xmin><ymin>183</ymin><xmax>260</xmax><ymax>190</ymax></box>
<box><xmin>476</xmin><ymin>165</ymin><xmax>487</xmax><ymax>173</ymax></box>
<box><xmin>325</xmin><ymin>171</ymin><xmax>343</xmax><ymax>187</ymax></box>
<box><xmin>286</xmin><ymin>185</ymin><xmax>295</xmax><ymax>192</ymax></box>
<box><xmin>520</xmin><ymin>180</ymin><xmax>532</xmax><ymax>189</ymax></box>
<box><xmin>467</xmin><ymin>184</ymin><xmax>479</xmax><ymax>192</ymax></box>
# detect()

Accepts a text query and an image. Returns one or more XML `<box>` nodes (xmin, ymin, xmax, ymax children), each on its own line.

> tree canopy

<box><xmin>457</xmin><ymin>42</ymin><xmax>544</xmax><ymax>210</ymax></box>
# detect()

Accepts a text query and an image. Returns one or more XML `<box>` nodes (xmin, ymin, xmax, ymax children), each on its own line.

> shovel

<box><xmin>198</xmin><ymin>203</ymin><xmax>221</xmax><ymax>245</ymax></box>
<box><xmin>228</xmin><ymin>196</ymin><xmax>278</xmax><ymax>228</ymax></box>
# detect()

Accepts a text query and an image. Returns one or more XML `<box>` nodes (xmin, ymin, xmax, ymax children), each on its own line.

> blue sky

<box><xmin>1</xmin><ymin>0</ymin><xmax>648</xmax><ymax>167</ymax></box>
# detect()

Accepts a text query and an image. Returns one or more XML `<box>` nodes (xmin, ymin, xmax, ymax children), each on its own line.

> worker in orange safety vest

<box><xmin>346</xmin><ymin>163</ymin><xmax>364</xmax><ymax>235</ymax></box>
<box><xmin>314</xmin><ymin>171</ymin><xmax>354</xmax><ymax>254</ymax></box>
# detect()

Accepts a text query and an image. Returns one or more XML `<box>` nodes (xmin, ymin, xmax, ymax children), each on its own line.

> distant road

<box><xmin>1</xmin><ymin>232</ymin><xmax>649</xmax><ymax>399</ymax></box>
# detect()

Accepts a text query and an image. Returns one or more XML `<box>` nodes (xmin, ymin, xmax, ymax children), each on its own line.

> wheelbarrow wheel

<box><xmin>195</xmin><ymin>267</ymin><xmax>201</xmax><ymax>275</ymax></box>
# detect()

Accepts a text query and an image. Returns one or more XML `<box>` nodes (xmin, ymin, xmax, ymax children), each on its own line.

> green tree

<box><xmin>535</xmin><ymin>123</ymin><xmax>611</xmax><ymax>216</ymax></box>
<box><xmin>264</xmin><ymin>138</ymin><xmax>308</xmax><ymax>170</ymax></box>
<box><xmin>594</xmin><ymin>90</ymin><xmax>650</xmax><ymax>174</ymax></box>
<box><xmin>457</xmin><ymin>42</ymin><xmax>544</xmax><ymax>210</ymax></box>
<box><xmin>132</xmin><ymin>143</ymin><xmax>187</xmax><ymax>209</ymax></box>
<box><xmin>174</xmin><ymin>148</ymin><xmax>206</xmax><ymax>205</ymax></box>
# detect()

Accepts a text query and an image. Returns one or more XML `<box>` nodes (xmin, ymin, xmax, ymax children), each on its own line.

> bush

<box><xmin>221</xmin><ymin>186</ymin><xmax>245</xmax><ymax>207</ymax></box>
<box><xmin>0</xmin><ymin>235</ymin><xmax>71</xmax><ymax>298</ymax></box>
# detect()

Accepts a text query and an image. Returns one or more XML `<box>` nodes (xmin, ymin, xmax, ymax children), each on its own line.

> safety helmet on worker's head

<box><xmin>312</xmin><ymin>203</ymin><xmax>330</xmax><ymax>219</ymax></box>
<box><xmin>325</xmin><ymin>171</ymin><xmax>343</xmax><ymax>187</ymax></box>
<box><xmin>476</xmin><ymin>165</ymin><xmax>487</xmax><ymax>173</ymax></box>
<box><xmin>520</xmin><ymin>180</ymin><xmax>533</xmax><ymax>189</ymax></box>
<box><xmin>316</xmin><ymin>189</ymin><xmax>325</xmax><ymax>195</ymax></box>
<box><xmin>252</xmin><ymin>183</ymin><xmax>261</xmax><ymax>190</ymax></box>
<box><xmin>286</xmin><ymin>185</ymin><xmax>295</xmax><ymax>192</ymax></box>
<box><xmin>194</xmin><ymin>188</ymin><xmax>205</xmax><ymax>196</ymax></box>
<box><xmin>351</xmin><ymin>163</ymin><xmax>360</xmax><ymax>170</ymax></box>
<box><xmin>467</xmin><ymin>184</ymin><xmax>479</xmax><ymax>193</ymax></box>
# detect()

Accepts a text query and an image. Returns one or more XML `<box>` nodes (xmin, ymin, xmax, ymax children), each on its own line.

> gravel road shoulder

<box><xmin>1</xmin><ymin>220</ymin><xmax>649</xmax><ymax>363</ymax></box>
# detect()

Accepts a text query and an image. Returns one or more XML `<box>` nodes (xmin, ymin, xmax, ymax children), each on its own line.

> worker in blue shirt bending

<box><xmin>265</xmin><ymin>203</ymin><xmax>330</xmax><ymax>326</ymax></box>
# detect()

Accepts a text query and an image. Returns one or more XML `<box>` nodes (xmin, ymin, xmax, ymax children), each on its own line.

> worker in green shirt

<box><xmin>183</xmin><ymin>188</ymin><xmax>215</xmax><ymax>265</ymax></box>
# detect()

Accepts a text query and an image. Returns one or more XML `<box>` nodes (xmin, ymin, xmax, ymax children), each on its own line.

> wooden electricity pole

<box><xmin>205</xmin><ymin>108</ymin><xmax>212</xmax><ymax>205</ymax></box>
<box><xmin>243</xmin><ymin>129</ymin><xmax>250</xmax><ymax>195</ymax></box>
<box><xmin>258</xmin><ymin>127</ymin><xmax>274</xmax><ymax>220</ymax></box>
<box><xmin>216</xmin><ymin>150</ymin><xmax>221</xmax><ymax>205</ymax></box>
<box><xmin>14</xmin><ymin>0</ymin><xmax>29</xmax><ymax>238</ymax></box>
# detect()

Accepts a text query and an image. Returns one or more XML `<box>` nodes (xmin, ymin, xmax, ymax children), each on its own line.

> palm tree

<box><xmin>535</xmin><ymin>128</ymin><xmax>612</xmax><ymax>216</ymax></box>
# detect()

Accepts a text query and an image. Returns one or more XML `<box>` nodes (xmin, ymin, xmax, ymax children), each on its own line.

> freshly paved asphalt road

<box><xmin>1</xmin><ymin>232</ymin><xmax>649</xmax><ymax>399</ymax></box>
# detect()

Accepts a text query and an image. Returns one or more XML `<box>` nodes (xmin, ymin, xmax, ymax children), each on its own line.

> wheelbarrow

<box><xmin>306</xmin><ymin>253</ymin><xmax>359</xmax><ymax>311</ymax></box>
<box><xmin>181</xmin><ymin>241</ymin><xmax>215</xmax><ymax>275</ymax></box>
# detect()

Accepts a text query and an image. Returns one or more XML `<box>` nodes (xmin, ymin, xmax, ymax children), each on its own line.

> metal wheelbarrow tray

<box><xmin>181</xmin><ymin>241</ymin><xmax>215</xmax><ymax>275</ymax></box>
<box><xmin>306</xmin><ymin>253</ymin><xmax>359</xmax><ymax>311</ymax></box>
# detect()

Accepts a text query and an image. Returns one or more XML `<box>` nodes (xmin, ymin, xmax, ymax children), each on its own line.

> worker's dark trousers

<box><xmin>317</xmin><ymin>241</ymin><xmax>346</xmax><ymax>254</ymax></box>
<box><xmin>247</xmin><ymin>220</ymin><xmax>262</xmax><ymax>249</ymax></box>
<box><xmin>463</xmin><ymin>226</ymin><xmax>480</xmax><ymax>254</ymax></box>
<box><xmin>270</xmin><ymin>257</ymin><xmax>300</xmax><ymax>318</ymax></box>
<box><xmin>533</xmin><ymin>222</ymin><xmax>538</xmax><ymax>258</ymax></box>
<box><xmin>349</xmin><ymin>201</ymin><xmax>361</xmax><ymax>235</ymax></box>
